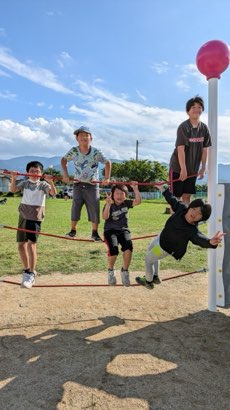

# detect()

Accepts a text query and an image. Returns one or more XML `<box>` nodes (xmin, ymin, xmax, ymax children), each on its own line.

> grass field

<box><xmin>0</xmin><ymin>196</ymin><xmax>208</xmax><ymax>277</ymax></box>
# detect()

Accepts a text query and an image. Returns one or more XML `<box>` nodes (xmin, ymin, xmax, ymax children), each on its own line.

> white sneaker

<box><xmin>21</xmin><ymin>271</ymin><xmax>36</xmax><ymax>289</ymax></box>
<box><xmin>108</xmin><ymin>269</ymin><xmax>116</xmax><ymax>286</ymax></box>
<box><xmin>120</xmin><ymin>268</ymin><xmax>130</xmax><ymax>287</ymax></box>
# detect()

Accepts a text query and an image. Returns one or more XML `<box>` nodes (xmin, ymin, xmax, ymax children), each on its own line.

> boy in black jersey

<box><xmin>103</xmin><ymin>182</ymin><xmax>141</xmax><ymax>287</ymax></box>
<box><xmin>136</xmin><ymin>184</ymin><xmax>224</xmax><ymax>290</ymax></box>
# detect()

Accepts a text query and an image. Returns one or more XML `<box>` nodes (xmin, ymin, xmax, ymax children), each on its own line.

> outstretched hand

<box><xmin>155</xmin><ymin>182</ymin><xmax>169</xmax><ymax>192</ymax></box>
<box><xmin>130</xmin><ymin>180</ymin><xmax>139</xmax><ymax>190</ymax></box>
<box><xmin>198</xmin><ymin>168</ymin><xmax>205</xmax><ymax>180</ymax></box>
<box><xmin>101</xmin><ymin>178</ymin><xmax>110</xmax><ymax>186</ymax></box>
<box><xmin>43</xmin><ymin>174</ymin><xmax>53</xmax><ymax>182</ymax></box>
<box><xmin>10</xmin><ymin>171</ymin><xmax>18</xmax><ymax>180</ymax></box>
<box><xmin>210</xmin><ymin>231</ymin><xmax>225</xmax><ymax>246</ymax></box>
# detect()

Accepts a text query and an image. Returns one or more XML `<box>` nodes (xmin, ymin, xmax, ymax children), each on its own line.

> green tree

<box><xmin>110</xmin><ymin>160</ymin><xmax>168</xmax><ymax>191</ymax></box>
<box><xmin>43</xmin><ymin>167</ymin><xmax>62</xmax><ymax>184</ymax></box>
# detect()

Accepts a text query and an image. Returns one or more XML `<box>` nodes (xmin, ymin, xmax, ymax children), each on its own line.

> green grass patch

<box><xmin>0</xmin><ymin>196</ymin><xmax>208</xmax><ymax>277</ymax></box>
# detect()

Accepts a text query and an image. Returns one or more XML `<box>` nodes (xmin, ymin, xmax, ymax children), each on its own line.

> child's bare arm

<box><xmin>130</xmin><ymin>181</ymin><xmax>142</xmax><ymax>206</ymax></box>
<box><xmin>43</xmin><ymin>174</ymin><xmax>57</xmax><ymax>197</ymax></box>
<box><xmin>102</xmin><ymin>192</ymin><xmax>112</xmax><ymax>220</ymax></box>
<box><xmin>9</xmin><ymin>171</ymin><xmax>20</xmax><ymax>193</ymax></box>
<box><xmin>101</xmin><ymin>160</ymin><xmax>111</xmax><ymax>186</ymax></box>
<box><xmin>61</xmin><ymin>157</ymin><xmax>70</xmax><ymax>183</ymax></box>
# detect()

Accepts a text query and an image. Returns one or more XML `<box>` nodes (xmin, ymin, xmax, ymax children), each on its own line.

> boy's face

<box><xmin>76</xmin><ymin>131</ymin><xmax>92</xmax><ymax>146</ymax></box>
<box><xmin>186</xmin><ymin>207</ymin><xmax>203</xmax><ymax>224</ymax></box>
<box><xmin>28</xmin><ymin>166</ymin><xmax>42</xmax><ymax>181</ymax></box>
<box><xmin>187</xmin><ymin>102</ymin><xmax>203</xmax><ymax>120</ymax></box>
<box><xmin>113</xmin><ymin>188</ymin><xmax>127</xmax><ymax>205</ymax></box>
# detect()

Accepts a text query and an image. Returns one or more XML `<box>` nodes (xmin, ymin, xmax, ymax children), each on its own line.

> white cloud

<box><xmin>178</xmin><ymin>63</ymin><xmax>206</xmax><ymax>85</ymax></box>
<box><xmin>93</xmin><ymin>77</ymin><xmax>104</xmax><ymax>84</ymax></box>
<box><xmin>151</xmin><ymin>61</ymin><xmax>169</xmax><ymax>74</ymax></box>
<box><xmin>0</xmin><ymin>90</ymin><xmax>17</xmax><ymax>100</ymax></box>
<box><xmin>175</xmin><ymin>80</ymin><xmax>191</xmax><ymax>92</ymax></box>
<box><xmin>57</xmin><ymin>51</ymin><xmax>73</xmax><ymax>68</ymax></box>
<box><xmin>1</xmin><ymin>80</ymin><xmax>230</xmax><ymax>164</ymax></box>
<box><xmin>136</xmin><ymin>89</ymin><xmax>147</xmax><ymax>102</ymax></box>
<box><xmin>0</xmin><ymin>69</ymin><xmax>11</xmax><ymax>77</ymax></box>
<box><xmin>45</xmin><ymin>11</ymin><xmax>62</xmax><ymax>17</ymax></box>
<box><xmin>150</xmin><ymin>61</ymin><xmax>207</xmax><ymax>92</ymax></box>
<box><xmin>0</xmin><ymin>118</ymin><xmax>74</xmax><ymax>158</ymax></box>
<box><xmin>36</xmin><ymin>102</ymin><xmax>46</xmax><ymax>107</ymax></box>
<box><xmin>0</xmin><ymin>47</ymin><xmax>74</xmax><ymax>95</ymax></box>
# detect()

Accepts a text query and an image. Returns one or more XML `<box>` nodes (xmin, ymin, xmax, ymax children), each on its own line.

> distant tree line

<box><xmin>108</xmin><ymin>159</ymin><xmax>168</xmax><ymax>192</ymax></box>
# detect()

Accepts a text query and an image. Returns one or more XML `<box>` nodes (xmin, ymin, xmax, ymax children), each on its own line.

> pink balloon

<box><xmin>196</xmin><ymin>40</ymin><xmax>230</xmax><ymax>79</ymax></box>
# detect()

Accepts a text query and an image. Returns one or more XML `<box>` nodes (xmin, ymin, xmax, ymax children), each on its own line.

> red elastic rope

<box><xmin>1</xmin><ymin>269</ymin><xmax>206</xmax><ymax>288</ymax></box>
<box><xmin>1</xmin><ymin>225</ymin><xmax>157</xmax><ymax>242</ymax></box>
<box><xmin>1</xmin><ymin>225</ymin><xmax>94</xmax><ymax>242</ymax></box>
<box><xmin>1</xmin><ymin>169</ymin><xmax>198</xmax><ymax>186</ymax></box>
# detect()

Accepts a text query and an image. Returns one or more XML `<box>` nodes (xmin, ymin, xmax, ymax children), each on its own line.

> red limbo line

<box><xmin>161</xmin><ymin>268</ymin><xmax>206</xmax><ymax>281</ymax></box>
<box><xmin>1</xmin><ymin>225</ymin><xmax>94</xmax><ymax>242</ymax></box>
<box><xmin>1</xmin><ymin>269</ymin><xmax>206</xmax><ymax>288</ymax></box>
<box><xmin>1</xmin><ymin>169</ymin><xmax>198</xmax><ymax>187</ymax></box>
<box><xmin>1</xmin><ymin>225</ymin><xmax>157</xmax><ymax>242</ymax></box>
<box><xmin>132</xmin><ymin>234</ymin><xmax>157</xmax><ymax>241</ymax></box>
<box><xmin>1</xmin><ymin>280</ymin><xmax>139</xmax><ymax>287</ymax></box>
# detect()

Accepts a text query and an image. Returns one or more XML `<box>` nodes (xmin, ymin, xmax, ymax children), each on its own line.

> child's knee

<box><xmin>109</xmin><ymin>246</ymin><xmax>119</xmax><ymax>256</ymax></box>
<box><xmin>122</xmin><ymin>241</ymin><xmax>133</xmax><ymax>252</ymax></box>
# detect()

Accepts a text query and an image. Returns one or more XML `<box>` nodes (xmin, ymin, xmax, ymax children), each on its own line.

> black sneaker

<box><xmin>91</xmin><ymin>231</ymin><xmax>102</xmax><ymax>242</ymax></box>
<box><xmin>135</xmin><ymin>275</ymin><xmax>154</xmax><ymax>290</ymax></box>
<box><xmin>153</xmin><ymin>275</ymin><xmax>161</xmax><ymax>284</ymax></box>
<box><xmin>66</xmin><ymin>229</ymin><xmax>77</xmax><ymax>238</ymax></box>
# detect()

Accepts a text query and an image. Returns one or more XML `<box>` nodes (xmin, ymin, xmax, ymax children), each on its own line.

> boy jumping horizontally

<box><xmin>136</xmin><ymin>184</ymin><xmax>224</xmax><ymax>290</ymax></box>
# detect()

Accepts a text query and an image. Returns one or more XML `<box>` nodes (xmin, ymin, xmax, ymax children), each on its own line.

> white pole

<box><xmin>207</xmin><ymin>77</ymin><xmax>218</xmax><ymax>312</ymax></box>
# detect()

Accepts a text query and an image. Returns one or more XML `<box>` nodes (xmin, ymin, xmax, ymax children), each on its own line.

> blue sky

<box><xmin>0</xmin><ymin>0</ymin><xmax>230</xmax><ymax>164</ymax></box>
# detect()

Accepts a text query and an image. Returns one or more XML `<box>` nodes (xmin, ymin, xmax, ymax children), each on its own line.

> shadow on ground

<box><xmin>0</xmin><ymin>311</ymin><xmax>230</xmax><ymax>409</ymax></box>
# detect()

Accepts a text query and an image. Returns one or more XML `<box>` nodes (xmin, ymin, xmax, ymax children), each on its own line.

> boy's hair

<box><xmin>188</xmin><ymin>199</ymin><xmax>212</xmax><ymax>222</ymax></box>
<box><xmin>111</xmin><ymin>184</ymin><xmax>129</xmax><ymax>200</ymax></box>
<box><xmin>186</xmin><ymin>96</ymin><xmax>204</xmax><ymax>113</ymax></box>
<box><xmin>26</xmin><ymin>161</ymin><xmax>44</xmax><ymax>173</ymax></box>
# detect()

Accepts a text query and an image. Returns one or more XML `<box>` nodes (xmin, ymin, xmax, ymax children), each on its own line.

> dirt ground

<box><xmin>0</xmin><ymin>269</ymin><xmax>230</xmax><ymax>410</ymax></box>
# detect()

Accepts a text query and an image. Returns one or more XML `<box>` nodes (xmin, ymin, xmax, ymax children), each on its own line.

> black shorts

<box><xmin>170</xmin><ymin>171</ymin><xmax>197</xmax><ymax>198</ymax></box>
<box><xmin>104</xmin><ymin>229</ymin><xmax>133</xmax><ymax>256</ymax></box>
<box><xmin>17</xmin><ymin>216</ymin><xmax>41</xmax><ymax>243</ymax></box>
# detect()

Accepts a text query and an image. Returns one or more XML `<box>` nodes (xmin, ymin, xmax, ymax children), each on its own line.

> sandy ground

<box><xmin>0</xmin><ymin>269</ymin><xmax>230</xmax><ymax>410</ymax></box>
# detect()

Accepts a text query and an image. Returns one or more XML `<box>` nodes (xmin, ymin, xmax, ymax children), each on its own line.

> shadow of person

<box><xmin>0</xmin><ymin>312</ymin><xmax>229</xmax><ymax>409</ymax></box>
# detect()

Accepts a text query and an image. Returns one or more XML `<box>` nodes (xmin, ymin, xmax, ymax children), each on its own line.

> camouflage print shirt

<box><xmin>63</xmin><ymin>146</ymin><xmax>109</xmax><ymax>183</ymax></box>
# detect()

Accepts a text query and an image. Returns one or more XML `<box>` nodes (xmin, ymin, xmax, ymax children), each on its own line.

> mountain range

<box><xmin>0</xmin><ymin>156</ymin><xmax>229</xmax><ymax>183</ymax></box>
<box><xmin>0</xmin><ymin>156</ymin><xmax>122</xmax><ymax>180</ymax></box>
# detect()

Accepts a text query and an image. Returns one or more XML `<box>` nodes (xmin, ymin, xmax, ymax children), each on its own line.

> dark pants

<box><xmin>71</xmin><ymin>183</ymin><xmax>100</xmax><ymax>223</ymax></box>
<box><xmin>104</xmin><ymin>229</ymin><xmax>133</xmax><ymax>256</ymax></box>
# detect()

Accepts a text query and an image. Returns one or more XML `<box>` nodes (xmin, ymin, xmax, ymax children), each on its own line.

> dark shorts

<box><xmin>17</xmin><ymin>216</ymin><xmax>41</xmax><ymax>243</ymax></box>
<box><xmin>71</xmin><ymin>183</ymin><xmax>100</xmax><ymax>223</ymax></box>
<box><xmin>104</xmin><ymin>229</ymin><xmax>133</xmax><ymax>256</ymax></box>
<box><xmin>170</xmin><ymin>171</ymin><xmax>197</xmax><ymax>198</ymax></box>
